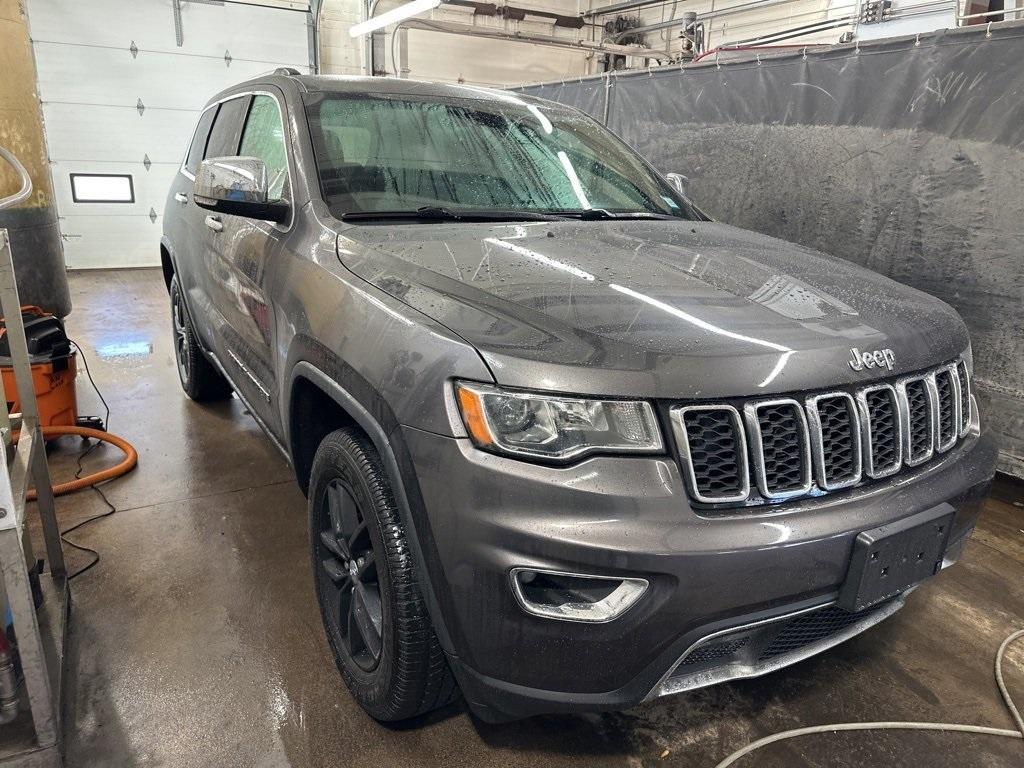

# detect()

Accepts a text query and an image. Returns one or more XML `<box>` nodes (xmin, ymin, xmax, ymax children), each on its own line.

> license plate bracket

<box><xmin>838</xmin><ymin>503</ymin><xmax>955</xmax><ymax>612</ymax></box>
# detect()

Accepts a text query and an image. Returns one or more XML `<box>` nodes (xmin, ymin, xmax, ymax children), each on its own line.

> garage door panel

<box><xmin>27</xmin><ymin>0</ymin><xmax>309</xmax><ymax>65</ymax></box>
<box><xmin>51</xmin><ymin>161</ymin><xmax>179</xmax><ymax>221</ymax></box>
<box><xmin>175</xmin><ymin>1</ymin><xmax>310</xmax><ymax>63</ymax></box>
<box><xmin>40</xmin><ymin>104</ymin><xmax>198</xmax><ymax>164</ymax></box>
<box><xmin>58</xmin><ymin>215</ymin><xmax>163</xmax><ymax>270</ymax></box>
<box><xmin>27</xmin><ymin>0</ymin><xmax>309</xmax><ymax>269</ymax></box>
<box><xmin>34</xmin><ymin>43</ymin><xmax>303</xmax><ymax>111</ymax></box>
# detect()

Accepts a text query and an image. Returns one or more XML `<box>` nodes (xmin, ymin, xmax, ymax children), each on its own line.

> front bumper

<box><xmin>400</xmin><ymin>423</ymin><xmax>996</xmax><ymax>721</ymax></box>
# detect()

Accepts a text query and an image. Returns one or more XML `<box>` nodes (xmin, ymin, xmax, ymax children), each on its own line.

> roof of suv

<box><xmin>220</xmin><ymin>71</ymin><xmax>551</xmax><ymax>106</ymax></box>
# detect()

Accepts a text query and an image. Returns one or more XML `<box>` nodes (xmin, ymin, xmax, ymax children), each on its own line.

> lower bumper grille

<box><xmin>652</xmin><ymin>595</ymin><xmax>906</xmax><ymax>699</ymax></box>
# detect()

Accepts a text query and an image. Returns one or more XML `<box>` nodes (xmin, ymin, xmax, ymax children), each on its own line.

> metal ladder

<box><xmin>0</xmin><ymin>146</ymin><xmax>68</xmax><ymax>767</ymax></box>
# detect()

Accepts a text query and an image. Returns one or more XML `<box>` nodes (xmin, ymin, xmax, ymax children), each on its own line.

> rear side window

<box><xmin>204</xmin><ymin>96</ymin><xmax>251</xmax><ymax>159</ymax></box>
<box><xmin>183</xmin><ymin>107</ymin><xmax>217</xmax><ymax>176</ymax></box>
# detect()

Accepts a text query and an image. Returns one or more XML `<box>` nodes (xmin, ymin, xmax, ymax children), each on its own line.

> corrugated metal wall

<box><xmin>517</xmin><ymin>22</ymin><xmax>1024</xmax><ymax>476</ymax></box>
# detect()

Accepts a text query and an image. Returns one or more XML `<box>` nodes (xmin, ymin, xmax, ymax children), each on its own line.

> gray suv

<box><xmin>161</xmin><ymin>70</ymin><xmax>996</xmax><ymax>723</ymax></box>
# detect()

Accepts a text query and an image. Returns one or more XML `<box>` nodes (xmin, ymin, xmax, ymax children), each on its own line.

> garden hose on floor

<box><xmin>14</xmin><ymin>426</ymin><xmax>138</xmax><ymax>500</ymax></box>
<box><xmin>714</xmin><ymin>628</ymin><xmax>1024</xmax><ymax>767</ymax></box>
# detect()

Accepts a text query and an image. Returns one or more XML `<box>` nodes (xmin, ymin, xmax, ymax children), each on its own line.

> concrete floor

<box><xmin>30</xmin><ymin>268</ymin><xmax>1024</xmax><ymax>767</ymax></box>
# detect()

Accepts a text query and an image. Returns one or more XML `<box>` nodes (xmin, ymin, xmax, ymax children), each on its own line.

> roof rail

<box><xmin>274</xmin><ymin>67</ymin><xmax>301</xmax><ymax>76</ymax></box>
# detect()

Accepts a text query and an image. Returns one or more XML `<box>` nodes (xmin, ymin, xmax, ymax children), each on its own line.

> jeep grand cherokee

<box><xmin>161</xmin><ymin>70</ymin><xmax>996</xmax><ymax>723</ymax></box>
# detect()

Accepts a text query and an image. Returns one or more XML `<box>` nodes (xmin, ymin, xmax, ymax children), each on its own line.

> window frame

<box><xmin>179</xmin><ymin>88</ymin><xmax>296</xmax><ymax>231</ymax></box>
<box><xmin>181</xmin><ymin>105</ymin><xmax>219</xmax><ymax>181</ymax></box>
<box><xmin>180</xmin><ymin>103</ymin><xmax>219</xmax><ymax>182</ymax></box>
<box><xmin>239</xmin><ymin>94</ymin><xmax>291</xmax><ymax>203</ymax></box>
<box><xmin>202</xmin><ymin>95</ymin><xmax>252</xmax><ymax>165</ymax></box>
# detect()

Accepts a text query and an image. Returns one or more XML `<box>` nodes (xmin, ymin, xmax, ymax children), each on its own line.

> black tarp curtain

<box><xmin>516</xmin><ymin>22</ymin><xmax>1024</xmax><ymax>476</ymax></box>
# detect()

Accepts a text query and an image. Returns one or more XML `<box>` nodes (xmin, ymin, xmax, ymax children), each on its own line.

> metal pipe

<box><xmin>0</xmin><ymin>148</ymin><xmax>32</xmax><ymax>213</ymax></box>
<box><xmin>958</xmin><ymin>7</ymin><xmax>1024</xmax><ymax>19</ymax></box>
<box><xmin>582</xmin><ymin>0</ymin><xmax>675</xmax><ymax>18</ymax></box>
<box><xmin>606</xmin><ymin>0</ymin><xmax>792</xmax><ymax>41</ymax></box>
<box><xmin>310</xmin><ymin>0</ymin><xmax>323</xmax><ymax>73</ymax></box>
<box><xmin>721</xmin><ymin>15</ymin><xmax>853</xmax><ymax>47</ymax></box>
<box><xmin>404</xmin><ymin>16</ymin><xmax>671</xmax><ymax>59</ymax></box>
<box><xmin>713</xmin><ymin>0</ymin><xmax>955</xmax><ymax>39</ymax></box>
<box><xmin>0</xmin><ymin>646</ymin><xmax>19</xmax><ymax>725</ymax></box>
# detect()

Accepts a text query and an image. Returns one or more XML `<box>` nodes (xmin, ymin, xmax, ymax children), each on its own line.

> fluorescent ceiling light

<box><xmin>349</xmin><ymin>0</ymin><xmax>441</xmax><ymax>37</ymax></box>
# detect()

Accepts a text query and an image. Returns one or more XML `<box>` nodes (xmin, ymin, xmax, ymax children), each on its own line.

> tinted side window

<box><xmin>184</xmin><ymin>107</ymin><xmax>217</xmax><ymax>176</ymax></box>
<box><xmin>204</xmin><ymin>96</ymin><xmax>251</xmax><ymax>159</ymax></box>
<box><xmin>239</xmin><ymin>95</ymin><xmax>289</xmax><ymax>200</ymax></box>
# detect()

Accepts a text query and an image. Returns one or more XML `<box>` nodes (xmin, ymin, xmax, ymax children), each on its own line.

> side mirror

<box><xmin>664</xmin><ymin>172</ymin><xmax>689</xmax><ymax>195</ymax></box>
<box><xmin>193</xmin><ymin>156</ymin><xmax>290</xmax><ymax>224</ymax></box>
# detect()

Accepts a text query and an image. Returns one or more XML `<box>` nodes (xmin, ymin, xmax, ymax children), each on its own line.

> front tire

<box><xmin>309</xmin><ymin>427</ymin><xmax>458</xmax><ymax>721</ymax></box>
<box><xmin>169</xmin><ymin>275</ymin><xmax>232</xmax><ymax>401</ymax></box>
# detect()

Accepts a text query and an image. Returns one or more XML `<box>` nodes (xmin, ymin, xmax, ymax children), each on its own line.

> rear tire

<box><xmin>309</xmin><ymin>426</ymin><xmax>459</xmax><ymax>721</ymax></box>
<box><xmin>169</xmin><ymin>275</ymin><xmax>232</xmax><ymax>401</ymax></box>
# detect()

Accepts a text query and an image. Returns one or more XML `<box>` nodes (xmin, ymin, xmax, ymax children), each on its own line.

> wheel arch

<box><xmin>285</xmin><ymin>357</ymin><xmax>460</xmax><ymax>657</ymax></box>
<box><xmin>159</xmin><ymin>236</ymin><xmax>176</xmax><ymax>292</ymax></box>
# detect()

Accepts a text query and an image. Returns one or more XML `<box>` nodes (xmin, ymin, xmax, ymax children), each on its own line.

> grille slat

<box><xmin>672</xmin><ymin>358</ymin><xmax>970</xmax><ymax>508</ymax></box>
<box><xmin>746</xmin><ymin>400</ymin><xmax>812</xmax><ymax>499</ymax></box>
<box><xmin>808</xmin><ymin>393</ymin><xmax>861</xmax><ymax>489</ymax></box>
<box><xmin>861</xmin><ymin>385</ymin><xmax>902</xmax><ymax>478</ymax></box>
<box><xmin>935</xmin><ymin>368</ymin><xmax>958</xmax><ymax>451</ymax></box>
<box><xmin>674</xmin><ymin>406</ymin><xmax>749</xmax><ymax>503</ymax></box>
<box><xmin>898</xmin><ymin>376</ymin><xmax>934</xmax><ymax>467</ymax></box>
<box><xmin>956</xmin><ymin>360</ymin><xmax>971</xmax><ymax>435</ymax></box>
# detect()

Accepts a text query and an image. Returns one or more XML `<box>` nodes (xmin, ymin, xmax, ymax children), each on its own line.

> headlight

<box><xmin>454</xmin><ymin>382</ymin><xmax>663</xmax><ymax>460</ymax></box>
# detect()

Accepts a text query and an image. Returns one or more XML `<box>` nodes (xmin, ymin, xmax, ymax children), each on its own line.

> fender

<box><xmin>286</xmin><ymin>358</ymin><xmax>460</xmax><ymax>658</ymax></box>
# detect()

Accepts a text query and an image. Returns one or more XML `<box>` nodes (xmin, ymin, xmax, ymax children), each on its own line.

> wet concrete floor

<box><xmin>31</xmin><ymin>269</ymin><xmax>1024</xmax><ymax>767</ymax></box>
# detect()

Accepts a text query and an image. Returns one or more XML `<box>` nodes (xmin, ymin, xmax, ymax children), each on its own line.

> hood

<box><xmin>336</xmin><ymin>219</ymin><xmax>969</xmax><ymax>399</ymax></box>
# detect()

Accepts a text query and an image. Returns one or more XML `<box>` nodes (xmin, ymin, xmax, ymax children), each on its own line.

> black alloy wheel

<box><xmin>316</xmin><ymin>478</ymin><xmax>383</xmax><ymax>672</ymax></box>
<box><xmin>168</xmin><ymin>275</ymin><xmax>232</xmax><ymax>401</ymax></box>
<box><xmin>309</xmin><ymin>427</ymin><xmax>459</xmax><ymax>721</ymax></box>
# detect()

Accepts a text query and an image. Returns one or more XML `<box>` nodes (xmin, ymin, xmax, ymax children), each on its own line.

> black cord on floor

<box><xmin>60</xmin><ymin>340</ymin><xmax>117</xmax><ymax>580</ymax></box>
<box><xmin>69</xmin><ymin>339</ymin><xmax>109</xmax><ymax>431</ymax></box>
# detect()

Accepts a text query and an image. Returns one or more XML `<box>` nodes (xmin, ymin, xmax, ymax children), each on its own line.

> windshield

<box><xmin>303</xmin><ymin>92</ymin><xmax>693</xmax><ymax>220</ymax></box>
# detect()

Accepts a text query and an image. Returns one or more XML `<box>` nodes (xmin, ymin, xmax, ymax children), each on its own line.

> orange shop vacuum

<box><xmin>0</xmin><ymin>306</ymin><xmax>84</xmax><ymax>429</ymax></box>
<box><xmin>1</xmin><ymin>306</ymin><xmax>137</xmax><ymax>500</ymax></box>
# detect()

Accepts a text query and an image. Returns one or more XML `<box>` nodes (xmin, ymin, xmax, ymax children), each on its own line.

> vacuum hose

<box><xmin>17</xmin><ymin>426</ymin><xmax>138</xmax><ymax>500</ymax></box>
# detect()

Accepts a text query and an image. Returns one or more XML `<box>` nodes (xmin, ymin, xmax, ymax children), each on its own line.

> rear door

<box><xmin>165</xmin><ymin>103</ymin><xmax>217</xmax><ymax>340</ymax></box>
<box><xmin>203</xmin><ymin>90</ymin><xmax>292</xmax><ymax>434</ymax></box>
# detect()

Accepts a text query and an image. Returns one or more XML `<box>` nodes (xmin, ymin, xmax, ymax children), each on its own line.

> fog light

<box><xmin>510</xmin><ymin>568</ymin><xmax>648</xmax><ymax>623</ymax></box>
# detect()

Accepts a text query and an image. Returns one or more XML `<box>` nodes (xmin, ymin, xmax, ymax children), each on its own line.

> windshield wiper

<box><xmin>553</xmin><ymin>208</ymin><xmax>675</xmax><ymax>220</ymax></box>
<box><xmin>340</xmin><ymin>206</ymin><xmax>568</xmax><ymax>222</ymax></box>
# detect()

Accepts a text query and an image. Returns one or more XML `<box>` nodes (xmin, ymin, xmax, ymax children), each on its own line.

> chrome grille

<box><xmin>934</xmin><ymin>367</ymin><xmax>958</xmax><ymax>451</ymax></box>
<box><xmin>745</xmin><ymin>400</ymin><xmax>811</xmax><ymax>499</ymax></box>
<box><xmin>860</xmin><ymin>385</ymin><xmax>902</xmax><ymax>478</ymax></box>
<box><xmin>671</xmin><ymin>405</ymin><xmax>749</xmax><ymax>504</ymax></box>
<box><xmin>807</xmin><ymin>393</ymin><xmax>861</xmax><ymax>490</ymax></box>
<box><xmin>956</xmin><ymin>359</ymin><xmax>971</xmax><ymax>435</ymax></box>
<box><xmin>896</xmin><ymin>375</ymin><xmax>934</xmax><ymax>467</ymax></box>
<box><xmin>672</xmin><ymin>357</ymin><xmax>973</xmax><ymax>507</ymax></box>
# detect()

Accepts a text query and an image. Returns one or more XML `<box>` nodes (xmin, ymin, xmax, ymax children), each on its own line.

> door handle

<box><xmin>174</xmin><ymin>192</ymin><xmax>188</xmax><ymax>204</ymax></box>
<box><xmin>205</xmin><ymin>215</ymin><xmax>223</xmax><ymax>233</ymax></box>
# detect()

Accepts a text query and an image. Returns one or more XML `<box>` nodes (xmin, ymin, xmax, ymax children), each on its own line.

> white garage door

<box><xmin>27</xmin><ymin>0</ymin><xmax>311</xmax><ymax>269</ymax></box>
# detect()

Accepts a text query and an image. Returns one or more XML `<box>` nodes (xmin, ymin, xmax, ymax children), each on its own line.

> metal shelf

<box><xmin>0</xmin><ymin>147</ymin><xmax>70</xmax><ymax>768</ymax></box>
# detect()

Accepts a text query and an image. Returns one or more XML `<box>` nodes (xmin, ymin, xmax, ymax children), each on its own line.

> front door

<box><xmin>203</xmin><ymin>91</ymin><xmax>293</xmax><ymax>435</ymax></box>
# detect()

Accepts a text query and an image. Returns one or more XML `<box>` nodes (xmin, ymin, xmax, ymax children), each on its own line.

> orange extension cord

<box><xmin>16</xmin><ymin>426</ymin><xmax>138</xmax><ymax>501</ymax></box>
